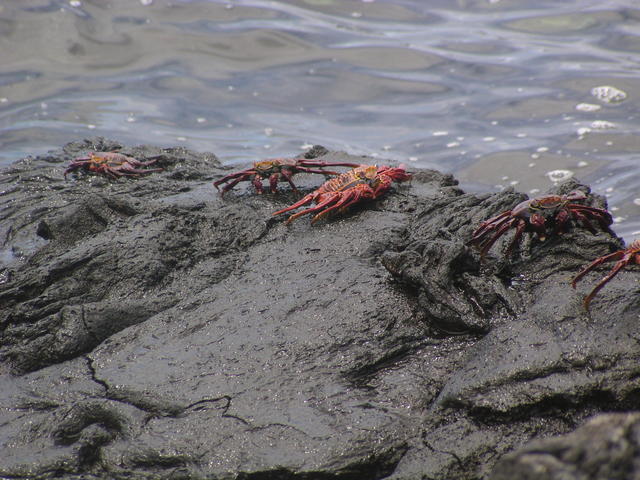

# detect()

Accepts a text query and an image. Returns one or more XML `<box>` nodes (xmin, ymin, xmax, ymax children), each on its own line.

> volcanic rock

<box><xmin>1</xmin><ymin>138</ymin><xmax>639</xmax><ymax>479</ymax></box>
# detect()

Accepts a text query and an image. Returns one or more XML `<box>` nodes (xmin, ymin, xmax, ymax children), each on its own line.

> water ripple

<box><xmin>1</xmin><ymin>0</ymin><xmax>640</xmax><ymax>236</ymax></box>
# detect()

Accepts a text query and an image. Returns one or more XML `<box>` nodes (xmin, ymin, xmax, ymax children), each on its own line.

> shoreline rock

<box><xmin>1</xmin><ymin>139</ymin><xmax>638</xmax><ymax>479</ymax></box>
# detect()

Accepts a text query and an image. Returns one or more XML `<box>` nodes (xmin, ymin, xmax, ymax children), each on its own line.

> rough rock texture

<box><xmin>491</xmin><ymin>413</ymin><xmax>640</xmax><ymax>480</ymax></box>
<box><xmin>1</xmin><ymin>138</ymin><xmax>639</xmax><ymax>479</ymax></box>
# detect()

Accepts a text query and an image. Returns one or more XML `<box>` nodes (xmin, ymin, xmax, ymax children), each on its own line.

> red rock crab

<box><xmin>213</xmin><ymin>157</ymin><xmax>361</xmax><ymax>196</ymax></box>
<box><xmin>272</xmin><ymin>164</ymin><xmax>411</xmax><ymax>224</ymax></box>
<box><xmin>468</xmin><ymin>190</ymin><xmax>613</xmax><ymax>257</ymax></box>
<box><xmin>64</xmin><ymin>152</ymin><xmax>163</xmax><ymax>179</ymax></box>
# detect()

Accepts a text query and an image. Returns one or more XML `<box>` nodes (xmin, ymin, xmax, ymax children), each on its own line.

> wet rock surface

<box><xmin>1</xmin><ymin>139</ymin><xmax>639</xmax><ymax>479</ymax></box>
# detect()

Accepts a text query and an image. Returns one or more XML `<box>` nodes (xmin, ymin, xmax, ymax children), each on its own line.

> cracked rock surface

<box><xmin>1</xmin><ymin>139</ymin><xmax>640</xmax><ymax>479</ymax></box>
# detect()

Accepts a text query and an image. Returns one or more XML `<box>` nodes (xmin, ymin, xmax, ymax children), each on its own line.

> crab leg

<box><xmin>310</xmin><ymin>191</ymin><xmax>360</xmax><ymax>224</ymax></box>
<box><xmin>298</xmin><ymin>160</ymin><xmax>361</xmax><ymax>169</ymax></box>
<box><xmin>572</xmin><ymin>250</ymin><xmax>630</xmax><ymax>309</ymax></box>
<box><xmin>284</xmin><ymin>193</ymin><xmax>341</xmax><ymax>224</ymax></box>
<box><xmin>468</xmin><ymin>212</ymin><xmax>513</xmax><ymax>245</ymax></box>
<box><xmin>272</xmin><ymin>194</ymin><xmax>316</xmax><ymax>217</ymax></box>
<box><xmin>477</xmin><ymin>219</ymin><xmax>517</xmax><ymax>257</ymax></box>
<box><xmin>571</xmin><ymin>250</ymin><xmax>625</xmax><ymax>286</ymax></box>
<box><xmin>104</xmin><ymin>168</ymin><xmax>122</xmax><ymax>179</ymax></box>
<box><xmin>311</xmin><ymin>187</ymin><xmax>373</xmax><ymax>224</ymax></box>
<box><xmin>250</xmin><ymin>175</ymin><xmax>264</xmax><ymax>194</ymax></box>
<box><xmin>571</xmin><ymin>210</ymin><xmax>596</xmax><ymax>234</ymax></box>
<box><xmin>569</xmin><ymin>203</ymin><xmax>614</xmax><ymax>218</ymax></box>
<box><xmin>278</xmin><ymin>170</ymin><xmax>299</xmax><ymax>193</ymax></box>
<box><xmin>63</xmin><ymin>165</ymin><xmax>81</xmax><ymax>178</ymax></box>
<box><xmin>213</xmin><ymin>171</ymin><xmax>254</xmax><ymax>190</ymax></box>
<box><xmin>505</xmin><ymin>220</ymin><xmax>527</xmax><ymax>256</ymax></box>
<box><xmin>294</xmin><ymin>166</ymin><xmax>341</xmax><ymax>176</ymax></box>
<box><xmin>216</xmin><ymin>173</ymin><xmax>254</xmax><ymax>195</ymax></box>
<box><xmin>216</xmin><ymin>170</ymin><xmax>254</xmax><ymax>183</ymax></box>
<box><xmin>571</xmin><ymin>205</ymin><xmax>614</xmax><ymax>232</ymax></box>
<box><xmin>127</xmin><ymin>158</ymin><xmax>162</xmax><ymax>167</ymax></box>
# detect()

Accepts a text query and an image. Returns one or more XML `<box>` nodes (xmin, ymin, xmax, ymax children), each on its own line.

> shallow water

<box><xmin>1</xmin><ymin>0</ymin><xmax>640</xmax><ymax>238</ymax></box>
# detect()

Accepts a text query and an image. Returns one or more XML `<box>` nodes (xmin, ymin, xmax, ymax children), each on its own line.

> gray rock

<box><xmin>1</xmin><ymin>139</ymin><xmax>639</xmax><ymax>479</ymax></box>
<box><xmin>490</xmin><ymin>413</ymin><xmax>640</xmax><ymax>480</ymax></box>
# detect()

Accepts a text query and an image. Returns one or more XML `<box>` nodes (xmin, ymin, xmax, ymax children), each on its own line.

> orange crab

<box><xmin>571</xmin><ymin>239</ymin><xmax>640</xmax><ymax>310</ymax></box>
<box><xmin>213</xmin><ymin>157</ymin><xmax>361</xmax><ymax>196</ymax></box>
<box><xmin>64</xmin><ymin>152</ymin><xmax>163</xmax><ymax>179</ymax></box>
<box><xmin>468</xmin><ymin>190</ymin><xmax>613</xmax><ymax>257</ymax></box>
<box><xmin>272</xmin><ymin>164</ymin><xmax>411</xmax><ymax>224</ymax></box>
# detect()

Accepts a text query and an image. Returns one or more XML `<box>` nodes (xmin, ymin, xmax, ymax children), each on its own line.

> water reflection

<box><xmin>1</xmin><ymin>0</ymin><xmax>640</xmax><ymax>236</ymax></box>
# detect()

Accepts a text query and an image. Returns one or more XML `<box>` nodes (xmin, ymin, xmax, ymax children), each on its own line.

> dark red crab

<box><xmin>64</xmin><ymin>151</ymin><xmax>163</xmax><ymax>179</ymax></box>
<box><xmin>213</xmin><ymin>157</ymin><xmax>361</xmax><ymax>196</ymax></box>
<box><xmin>272</xmin><ymin>164</ymin><xmax>411</xmax><ymax>224</ymax></box>
<box><xmin>571</xmin><ymin>239</ymin><xmax>640</xmax><ymax>310</ymax></box>
<box><xmin>468</xmin><ymin>190</ymin><xmax>613</xmax><ymax>257</ymax></box>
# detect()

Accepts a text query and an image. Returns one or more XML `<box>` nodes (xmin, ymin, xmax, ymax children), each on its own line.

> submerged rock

<box><xmin>1</xmin><ymin>139</ymin><xmax>639</xmax><ymax>479</ymax></box>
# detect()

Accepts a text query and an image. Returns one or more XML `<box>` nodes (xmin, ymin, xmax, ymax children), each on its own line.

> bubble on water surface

<box><xmin>575</xmin><ymin>103</ymin><xmax>601</xmax><ymax>112</ymax></box>
<box><xmin>590</xmin><ymin>120</ymin><xmax>616</xmax><ymax>129</ymax></box>
<box><xmin>546</xmin><ymin>169</ymin><xmax>573</xmax><ymax>183</ymax></box>
<box><xmin>591</xmin><ymin>85</ymin><xmax>627</xmax><ymax>103</ymax></box>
